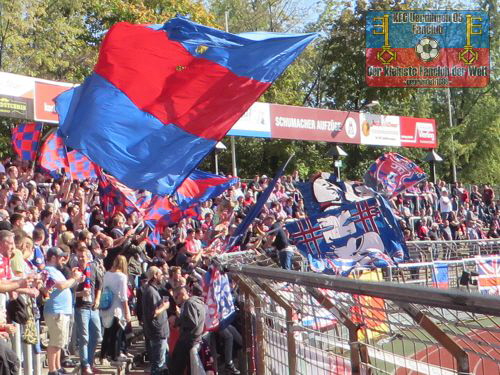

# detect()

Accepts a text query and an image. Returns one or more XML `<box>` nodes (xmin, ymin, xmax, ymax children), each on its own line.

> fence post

<box><xmin>307</xmin><ymin>287</ymin><xmax>369</xmax><ymax>375</ymax></box>
<box><xmin>257</xmin><ymin>282</ymin><xmax>297</xmax><ymax>375</ymax></box>
<box><xmin>243</xmin><ymin>291</ymin><xmax>256</xmax><ymax>374</ymax></box>
<box><xmin>396</xmin><ymin>302</ymin><xmax>471</xmax><ymax>374</ymax></box>
<box><xmin>234</xmin><ymin>275</ymin><xmax>266</xmax><ymax>374</ymax></box>
<box><xmin>253</xmin><ymin>297</ymin><xmax>266</xmax><ymax>375</ymax></box>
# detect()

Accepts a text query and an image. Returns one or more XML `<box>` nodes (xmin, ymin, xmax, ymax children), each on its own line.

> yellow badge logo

<box><xmin>196</xmin><ymin>45</ymin><xmax>209</xmax><ymax>54</ymax></box>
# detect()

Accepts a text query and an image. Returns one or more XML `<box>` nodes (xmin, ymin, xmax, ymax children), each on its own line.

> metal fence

<box><xmin>406</xmin><ymin>239</ymin><xmax>500</xmax><ymax>262</ymax></box>
<box><xmin>222</xmin><ymin>253</ymin><xmax>500</xmax><ymax>375</ymax></box>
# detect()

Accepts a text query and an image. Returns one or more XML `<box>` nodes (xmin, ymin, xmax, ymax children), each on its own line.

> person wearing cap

<box><xmin>142</xmin><ymin>266</ymin><xmax>170</xmax><ymax>375</ymax></box>
<box><xmin>43</xmin><ymin>246</ymin><xmax>84</xmax><ymax>375</ymax></box>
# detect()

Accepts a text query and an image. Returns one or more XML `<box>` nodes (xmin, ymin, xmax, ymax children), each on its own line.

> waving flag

<box><xmin>202</xmin><ymin>265</ymin><xmax>236</xmax><ymax>331</ymax></box>
<box><xmin>39</xmin><ymin>132</ymin><xmax>69</xmax><ymax>173</ymax></box>
<box><xmin>364</xmin><ymin>152</ymin><xmax>427</xmax><ymax>198</ymax></box>
<box><xmin>286</xmin><ymin>196</ymin><xmax>406</xmax><ymax>275</ymax></box>
<box><xmin>174</xmin><ymin>170</ymin><xmax>238</xmax><ymax>209</ymax></box>
<box><xmin>476</xmin><ymin>257</ymin><xmax>500</xmax><ymax>295</ymax></box>
<box><xmin>97</xmin><ymin>171</ymin><xmax>142</xmax><ymax>219</ymax></box>
<box><xmin>296</xmin><ymin>172</ymin><xmax>375</xmax><ymax>216</ymax></box>
<box><xmin>66</xmin><ymin>150</ymin><xmax>97</xmax><ymax>180</ymax></box>
<box><xmin>56</xmin><ymin>17</ymin><xmax>316</xmax><ymax>195</ymax></box>
<box><xmin>12</xmin><ymin>123</ymin><xmax>43</xmax><ymax>161</ymax></box>
<box><xmin>38</xmin><ymin>130</ymin><xmax>97</xmax><ymax>180</ymax></box>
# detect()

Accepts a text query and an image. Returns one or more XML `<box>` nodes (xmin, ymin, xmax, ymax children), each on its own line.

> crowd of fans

<box><xmin>0</xmin><ymin>158</ymin><xmax>498</xmax><ymax>375</ymax></box>
<box><xmin>394</xmin><ymin>181</ymin><xmax>499</xmax><ymax>242</ymax></box>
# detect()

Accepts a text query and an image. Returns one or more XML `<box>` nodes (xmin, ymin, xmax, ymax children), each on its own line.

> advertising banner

<box><xmin>34</xmin><ymin>81</ymin><xmax>74</xmax><ymax>123</ymax></box>
<box><xmin>399</xmin><ymin>116</ymin><xmax>437</xmax><ymax>148</ymax></box>
<box><xmin>359</xmin><ymin>113</ymin><xmax>401</xmax><ymax>146</ymax></box>
<box><xmin>0</xmin><ymin>72</ymin><xmax>35</xmax><ymax>120</ymax></box>
<box><xmin>0</xmin><ymin>71</ymin><xmax>75</xmax><ymax>123</ymax></box>
<box><xmin>227</xmin><ymin>102</ymin><xmax>271</xmax><ymax>137</ymax></box>
<box><xmin>270</xmin><ymin>104</ymin><xmax>361</xmax><ymax>144</ymax></box>
<box><xmin>228</xmin><ymin>102</ymin><xmax>436</xmax><ymax>148</ymax></box>
<box><xmin>0</xmin><ymin>71</ymin><xmax>437</xmax><ymax>149</ymax></box>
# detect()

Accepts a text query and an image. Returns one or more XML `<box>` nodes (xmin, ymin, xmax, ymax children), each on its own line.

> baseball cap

<box><xmin>47</xmin><ymin>247</ymin><xmax>69</xmax><ymax>258</ymax></box>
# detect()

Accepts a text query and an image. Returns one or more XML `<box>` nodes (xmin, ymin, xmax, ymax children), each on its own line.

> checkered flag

<box><xmin>12</xmin><ymin>123</ymin><xmax>43</xmax><ymax>161</ymax></box>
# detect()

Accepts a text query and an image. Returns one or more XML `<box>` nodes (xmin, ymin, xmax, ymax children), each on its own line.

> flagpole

<box><xmin>225</xmin><ymin>11</ymin><xmax>238</xmax><ymax>177</ymax></box>
<box><xmin>32</xmin><ymin>122</ymin><xmax>45</xmax><ymax>171</ymax></box>
<box><xmin>446</xmin><ymin>88</ymin><xmax>457</xmax><ymax>183</ymax></box>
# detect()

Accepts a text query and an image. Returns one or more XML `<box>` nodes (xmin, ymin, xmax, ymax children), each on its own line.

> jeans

<box><xmin>149</xmin><ymin>338</ymin><xmax>168</xmax><ymax>375</ymax></box>
<box><xmin>279</xmin><ymin>250</ymin><xmax>293</xmax><ymax>270</ymax></box>
<box><xmin>74</xmin><ymin>308</ymin><xmax>102</xmax><ymax>368</ymax></box>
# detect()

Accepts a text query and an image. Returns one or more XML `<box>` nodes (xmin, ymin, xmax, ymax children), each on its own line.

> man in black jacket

<box><xmin>169</xmin><ymin>284</ymin><xmax>206</xmax><ymax>374</ymax></box>
<box><xmin>142</xmin><ymin>266</ymin><xmax>170</xmax><ymax>375</ymax></box>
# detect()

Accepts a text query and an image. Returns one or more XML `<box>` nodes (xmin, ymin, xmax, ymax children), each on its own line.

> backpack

<box><xmin>99</xmin><ymin>286</ymin><xmax>114</xmax><ymax>310</ymax></box>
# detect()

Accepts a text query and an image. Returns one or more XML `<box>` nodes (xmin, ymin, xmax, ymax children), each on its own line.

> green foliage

<box><xmin>0</xmin><ymin>0</ymin><xmax>497</xmax><ymax>184</ymax></box>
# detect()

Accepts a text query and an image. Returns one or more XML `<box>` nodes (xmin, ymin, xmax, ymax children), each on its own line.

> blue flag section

<box><xmin>296</xmin><ymin>172</ymin><xmax>375</xmax><ymax>216</ymax></box>
<box><xmin>432</xmin><ymin>262</ymin><xmax>449</xmax><ymax>289</ymax></box>
<box><xmin>286</xmin><ymin>196</ymin><xmax>407</xmax><ymax>275</ymax></box>
<box><xmin>228</xmin><ymin>154</ymin><xmax>294</xmax><ymax>249</ymax></box>
<box><xmin>56</xmin><ymin>16</ymin><xmax>316</xmax><ymax>195</ymax></box>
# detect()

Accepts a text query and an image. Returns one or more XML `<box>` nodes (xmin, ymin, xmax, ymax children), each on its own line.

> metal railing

<box><xmin>406</xmin><ymin>239</ymin><xmax>500</xmax><ymax>262</ymax></box>
<box><xmin>225</xmin><ymin>259</ymin><xmax>500</xmax><ymax>375</ymax></box>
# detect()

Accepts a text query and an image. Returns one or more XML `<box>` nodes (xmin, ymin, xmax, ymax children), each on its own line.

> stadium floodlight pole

<box><xmin>225</xmin><ymin>10</ymin><xmax>238</xmax><ymax>178</ymax></box>
<box><xmin>446</xmin><ymin>88</ymin><xmax>457</xmax><ymax>183</ymax></box>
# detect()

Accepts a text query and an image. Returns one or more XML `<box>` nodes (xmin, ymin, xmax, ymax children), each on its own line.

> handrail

<box><xmin>227</xmin><ymin>264</ymin><xmax>500</xmax><ymax>317</ymax></box>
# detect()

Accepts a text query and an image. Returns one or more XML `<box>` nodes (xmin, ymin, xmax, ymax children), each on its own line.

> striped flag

<box><xmin>476</xmin><ymin>257</ymin><xmax>500</xmax><ymax>295</ymax></box>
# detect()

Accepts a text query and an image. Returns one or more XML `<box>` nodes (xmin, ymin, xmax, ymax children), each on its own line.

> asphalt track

<box><xmin>394</xmin><ymin>329</ymin><xmax>500</xmax><ymax>375</ymax></box>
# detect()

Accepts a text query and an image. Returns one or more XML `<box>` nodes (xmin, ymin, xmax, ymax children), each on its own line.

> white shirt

<box><xmin>439</xmin><ymin>196</ymin><xmax>452</xmax><ymax>213</ymax></box>
<box><xmin>100</xmin><ymin>271</ymin><xmax>128</xmax><ymax>329</ymax></box>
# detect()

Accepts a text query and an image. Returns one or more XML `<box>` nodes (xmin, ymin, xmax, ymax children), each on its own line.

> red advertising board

<box><xmin>270</xmin><ymin>104</ymin><xmax>361</xmax><ymax>144</ymax></box>
<box><xmin>34</xmin><ymin>81</ymin><xmax>73</xmax><ymax>123</ymax></box>
<box><xmin>267</xmin><ymin>103</ymin><xmax>437</xmax><ymax>148</ymax></box>
<box><xmin>399</xmin><ymin>117</ymin><xmax>437</xmax><ymax>148</ymax></box>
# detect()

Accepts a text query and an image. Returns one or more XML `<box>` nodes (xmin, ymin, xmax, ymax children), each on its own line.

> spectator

<box><xmin>142</xmin><ymin>266</ymin><xmax>170</xmax><ymax>375</ymax></box>
<box><xmin>100</xmin><ymin>255</ymin><xmax>131</xmax><ymax>362</ymax></box>
<box><xmin>43</xmin><ymin>247</ymin><xmax>83</xmax><ymax>375</ymax></box>
<box><xmin>74</xmin><ymin>246</ymin><xmax>102</xmax><ymax>374</ymax></box>
<box><xmin>169</xmin><ymin>284</ymin><xmax>206</xmax><ymax>374</ymax></box>
<box><xmin>264</xmin><ymin>215</ymin><xmax>294</xmax><ymax>270</ymax></box>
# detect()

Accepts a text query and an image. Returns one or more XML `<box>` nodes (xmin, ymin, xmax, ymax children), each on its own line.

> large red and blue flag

<box><xmin>364</xmin><ymin>152</ymin><xmax>427</xmax><ymax>198</ymax></box>
<box><xmin>174</xmin><ymin>169</ymin><xmax>238</xmax><ymax>209</ymax></box>
<box><xmin>55</xmin><ymin>16</ymin><xmax>316</xmax><ymax>195</ymax></box>
<box><xmin>12</xmin><ymin>123</ymin><xmax>43</xmax><ymax>161</ymax></box>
